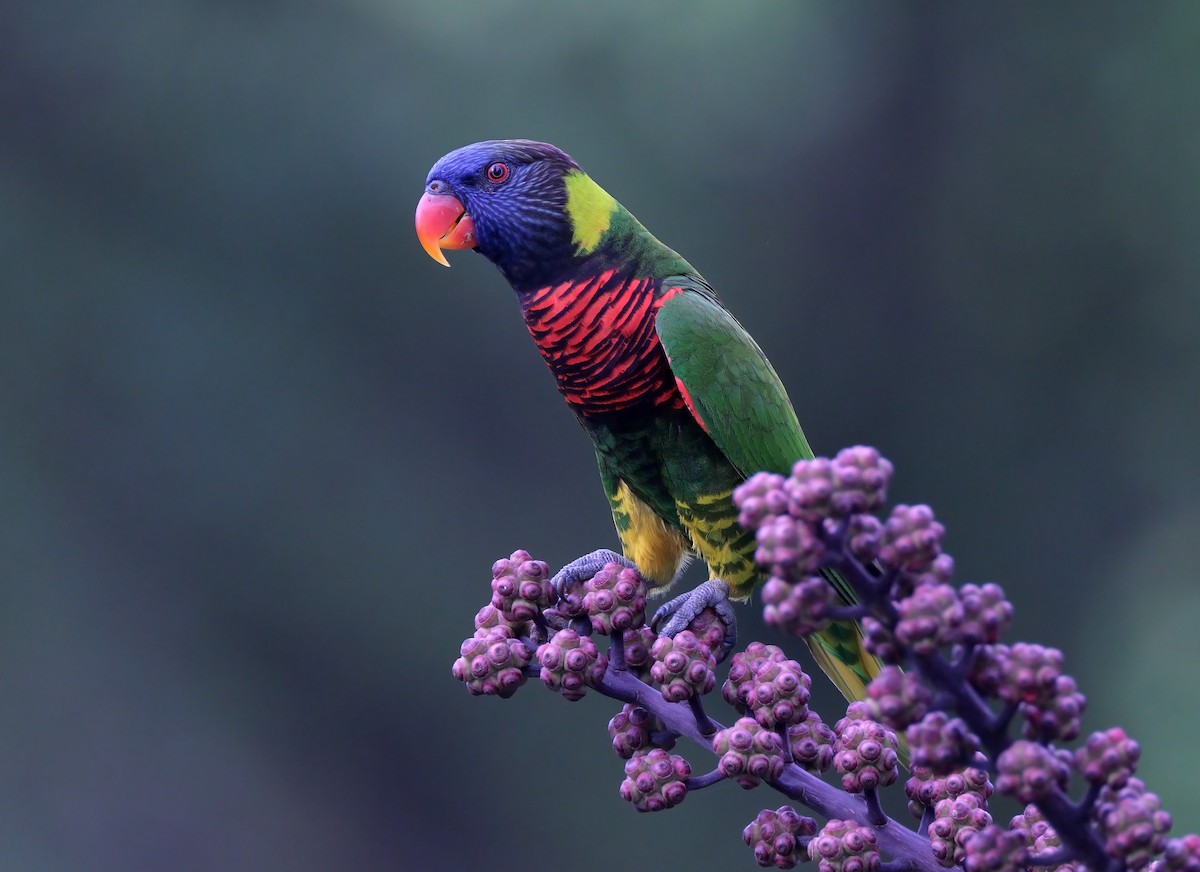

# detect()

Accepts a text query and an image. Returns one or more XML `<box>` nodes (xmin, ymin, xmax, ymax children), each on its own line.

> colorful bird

<box><xmin>416</xmin><ymin>139</ymin><xmax>882</xmax><ymax>703</ymax></box>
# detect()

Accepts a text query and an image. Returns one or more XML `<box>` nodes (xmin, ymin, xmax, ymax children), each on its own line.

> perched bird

<box><xmin>416</xmin><ymin>139</ymin><xmax>882</xmax><ymax>703</ymax></box>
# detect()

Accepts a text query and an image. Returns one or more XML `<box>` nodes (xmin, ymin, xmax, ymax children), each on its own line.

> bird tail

<box><xmin>805</xmin><ymin>616</ymin><xmax>912</xmax><ymax>768</ymax></box>
<box><xmin>805</xmin><ymin>620</ymin><xmax>875</xmax><ymax>699</ymax></box>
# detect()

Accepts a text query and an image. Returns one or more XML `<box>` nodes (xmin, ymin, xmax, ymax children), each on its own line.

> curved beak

<box><xmin>415</xmin><ymin>192</ymin><xmax>476</xmax><ymax>267</ymax></box>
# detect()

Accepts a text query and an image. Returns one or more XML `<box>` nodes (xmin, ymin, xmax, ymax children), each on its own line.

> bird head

<box><xmin>416</xmin><ymin>139</ymin><xmax>630</xmax><ymax>291</ymax></box>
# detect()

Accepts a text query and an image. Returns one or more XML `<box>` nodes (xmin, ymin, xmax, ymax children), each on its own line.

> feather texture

<box><xmin>422</xmin><ymin>139</ymin><xmax>888</xmax><ymax>711</ymax></box>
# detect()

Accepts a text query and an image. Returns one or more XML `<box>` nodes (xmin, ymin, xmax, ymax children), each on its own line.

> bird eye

<box><xmin>486</xmin><ymin>162</ymin><xmax>509</xmax><ymax>183</ymax></box>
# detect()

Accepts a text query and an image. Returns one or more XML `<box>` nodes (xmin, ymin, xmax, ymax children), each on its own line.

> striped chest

<box><xmin>519</xmin><ymin>268</ymin><xmax>685</xmax><ymax>417</ymax></box>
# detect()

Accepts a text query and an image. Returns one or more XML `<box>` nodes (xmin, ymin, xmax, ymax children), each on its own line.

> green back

<box><xmin>655</xmin><ymin>284</ymin><xmax>887</xmax><ymax>708</ymax></box>
<box><xmin>654</xmin><ymin>283</ymin><xmax>813</xmax><ymax>475</ymax></box>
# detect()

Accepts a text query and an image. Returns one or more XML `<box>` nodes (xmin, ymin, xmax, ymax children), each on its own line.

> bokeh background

<box><xmin>4</xmin><ymin>2</ymin><xmax>1199</xmax><ymax>869</ymax></box>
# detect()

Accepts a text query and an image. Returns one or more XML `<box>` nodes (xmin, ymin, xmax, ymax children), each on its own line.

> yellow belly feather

<box><xmin>610</xmin><ymin>481</ymin><xmax>691</xmax><ymax>587</ymax></box>
<box><xmin>610</xmin><ymin>481</ymin><xmax>757</xmax><ymax>597</ymax></box>
<box><xmin>610</xmin><ymin>481</ymin><xmax>888</xmax><ymax>738</ymax></box>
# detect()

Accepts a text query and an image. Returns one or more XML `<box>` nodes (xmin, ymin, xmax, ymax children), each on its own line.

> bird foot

<box><xmin>550</xmin><ymin>549</ymin><xmax>637</xmax><ymax>599</ymax></box>
<box><xmin>652</xmin><ymin>579</ymin><xmax>737</xmax><ymax>663</ymax></box>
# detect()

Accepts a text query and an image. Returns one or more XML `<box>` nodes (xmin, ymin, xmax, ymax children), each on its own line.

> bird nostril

<box><xmin>429</xmin><ymin>180</ymin><xmax>444</xmax><ymax>193</ymax></box>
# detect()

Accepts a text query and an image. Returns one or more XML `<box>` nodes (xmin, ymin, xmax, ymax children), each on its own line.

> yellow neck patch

<box><xmin>564</xmin><ymin>170</ymin><xmax>618</xmax><ymax>255</ymax></box>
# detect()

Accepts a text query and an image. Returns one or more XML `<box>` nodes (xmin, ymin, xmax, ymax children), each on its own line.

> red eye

<box><xmin>486</xmin><ymin>162</ymin><xmax>509</xmax><ymax>183</ymax></box>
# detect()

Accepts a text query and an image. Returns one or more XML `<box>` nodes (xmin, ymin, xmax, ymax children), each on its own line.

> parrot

<box><xmin>416</xmin><ymin>139</ymin><xmax>883</xmax><ymax>704</ymax></box>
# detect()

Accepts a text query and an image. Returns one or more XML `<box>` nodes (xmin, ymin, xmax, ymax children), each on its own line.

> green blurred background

<box><xmin>3</xmin><ymin>2</ymin><xmax>1198</xmax><ymax>869</ymax></box>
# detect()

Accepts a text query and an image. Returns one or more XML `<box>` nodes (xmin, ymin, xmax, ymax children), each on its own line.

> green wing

<box><xmin>654</xmin><ymin>283</ymin><xmax>812</xmax><ymax>476</ymax></box>
<box><xmin>656</xmin><ymin>282</ymin><xmax>891</xmax><ymax>721</ymax></box>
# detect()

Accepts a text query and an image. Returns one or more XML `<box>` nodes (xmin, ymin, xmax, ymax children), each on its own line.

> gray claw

<box><xmin>652</xmin><ymin>579</ymin><xmax>737</xmax><ymax>662</ymax></box>
<box><xmin>550</xmin><ymin>549</ymin><xmax>637</xmax><ymax>598</ymax></box>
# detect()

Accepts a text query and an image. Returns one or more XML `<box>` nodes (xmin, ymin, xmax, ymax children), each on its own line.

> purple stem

<box><xmin>1026</xmin><ymin>847</ymin><xmax>1074</xmax><ymax>867</ymax></box>
<box><xmin>598</xmin><ymin>665</ymin><xmax>945</xmax><ymax>872</ymax></box>
<box><xmin>818</xmin><ymin>537</ymin><xmax>1118</xmax><ymax>871</ymax></box>
<box><xmin>777</xmin><ymin>724</ymin><xmax>793</xmax><ymax>765</ymax></box>
<box><xmin>799</xmin><ymin>530</ymin><xmax>1121</xmax><ymax>870</ymax></box>
<box><xmin>828</xmin><ymin>604</ymin><xmax>868</xmax><ymax>622</ymax></box>
<box><xmin>688</xmin><ymin>695</ymin><xmax>718</xmax><ymax>736</ymax></box>
<box><xmin>685</xmin><ymin>768</ymin><xmax>726</xmax><ymax>791</ymax></box>
<box><xmin>823</xmin><ymin>536</ymin><xmax>899</xmax><ymax>625</ymax></box>
<box><xmin>910</xmin><ymin>652</ymin><xmax>1115</xmax><ymax>869</ymax></box>
<box><xmin>863</xmin><ymin>786</ymin><xmax>888</xmax><ymax>826</ymax></box>
<box><xmin>916</xmin><ymin>805</ymin><xmax>932</xmax><ymax>837</ymax></box>
<box><xmin>609</xmin><ymin>631</ymin><xmax>627</xmax><ymax>671</ymax></box>
<box><xmin>1075</xmin><ymin>781</ymin><xmax>1102</xmax><ymax>819</ymax></box>
<box><xmin>912</xmin><ymin>651</ymin><xmax>1008</xmax><ymax>747</ymax></box>
<box><xmin>1036</xmin><ymin>791</ymin><xmax>1122</xmax><ymax>872</ymax></box>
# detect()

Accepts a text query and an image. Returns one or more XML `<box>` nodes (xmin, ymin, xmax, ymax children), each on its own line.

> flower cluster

<box><xmin>620</xmin><ymin>747</ymin><xmax>691</xmax><ymax>812</ymax></box>
<box><xmin>788</xmin><ymin>710</ymin><xmax>837</xmax><ymax>773</ymax></box>
<box><xmin>582</xmin><ymin>562</ymin><xmax>648</xmax><ymax>635</ymax></box>
<box><xmin>451</xmin><ymin>625</ymin><xmax>531</xmax><ymax>698</ymax></box>
<box><xmin>651</xmin><ymin>630</ymin><xmax>716</xmax><ymax>702</ymax></box>
<box><xmin>722</xmin><ymin>643</ymin><xmax>811</xmax><ymax>730</ymax></box>
<box><xmin>809</xmin><ymin>818</ymin><xmax>881</xmax><ymax>872</ymax></box>
<box><xmin>832</xmin><ymin>715</ymin><xmax>899</xmax><ymax>794</ymax></box>
<box><xmin>450</xmin><ymin>449</ymin><xmax>1192</xmax><ymax>871</ymax></box>
<box><xmin>861</xmin><ymin>664</ymin><xmax>930</xmax><ymax>731</ymax></box>
<box><xmin>928</xmin><ymin>791</ymin><xmax>991</xmax><ymax>867</ymax></box>
<box><xmin>906</xmin><ymin>711</ymin><xmax>979</xmax><ymax>775</ymax></box>
<box><xmin>905</xmin><ymin>763</ymin><xmax>993</xmax><ymax>821</ymax></box>
<box><xmin>713</xmin><ymin>717</ymin><xmax>787</xmax><ymax>789</ymax></box>
<box><xmin>609</xmin><ymin>702</ymin><xmax>673</xmax><ymax>758</ymax></box>
<box><xmin>744</xmin><ymin>806</ymin><xmax>817</xmax><ymax>869</ymax></box>
<box><xmin>538</xmin><ymin>627</ymin><xmax>607</xmax><ymax>701</ymax></box>
<box><xmin>489</xmin><ymin>550</ymin><xmax>554</xmax><ymax>624</ymax></box>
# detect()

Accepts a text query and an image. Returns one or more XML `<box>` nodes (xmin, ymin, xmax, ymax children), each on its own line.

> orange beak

<box><xmin>415</xmin><ymin>192</ymin><xmax>477</xmax><ymax>267</ymax></box>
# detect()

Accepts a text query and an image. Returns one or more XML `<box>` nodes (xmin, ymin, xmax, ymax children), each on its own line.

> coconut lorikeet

<box><xmin>416</xmin><ymin>139</ymin><xmax>883</xmax><ymax>704</ymax></box>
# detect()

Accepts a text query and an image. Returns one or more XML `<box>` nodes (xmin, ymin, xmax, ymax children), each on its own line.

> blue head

<box><xmin>416</xmin><ymin>139</ymin><xmax>584</xmax><ymax>290</ymax></box>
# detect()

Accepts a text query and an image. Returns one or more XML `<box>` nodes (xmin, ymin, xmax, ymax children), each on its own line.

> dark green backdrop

<box><xmin>3</xmin><ymin>2</ymin><xmax>1198</xmax><ymax>869</ymax></box>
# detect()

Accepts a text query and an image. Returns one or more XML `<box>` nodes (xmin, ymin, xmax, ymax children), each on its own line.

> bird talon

<box><xmin>652</xmin><ymin>579</ymin><xmax>737</xmax><ymax>662</ymax></box>
<box><xmin>550</xmin><ymin>549</ymin><xmax>637</xmax><ymax>600</ymax></box>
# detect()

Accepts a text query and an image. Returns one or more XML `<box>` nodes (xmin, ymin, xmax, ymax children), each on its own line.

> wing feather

<box><xmin>655</xmin><ymin>285</ymin><xmax>812</xmax><ymax>477</ymax></box>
